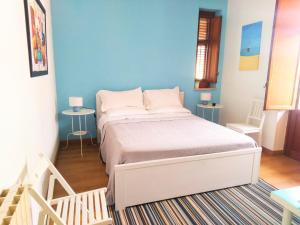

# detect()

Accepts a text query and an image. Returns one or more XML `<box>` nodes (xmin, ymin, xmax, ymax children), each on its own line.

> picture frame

<box><xmin>24</xmin><ymin>0</ymin><xmax>48</xmax><ymax>77</ymax></box>
<box><xmin>239</xmin><ymin>21</ymin><xmax>263</xmax><ymax>71</ymax></box>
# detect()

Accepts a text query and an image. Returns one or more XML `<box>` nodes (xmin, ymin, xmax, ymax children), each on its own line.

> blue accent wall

<box><xmin>51</xmin><ymin>0</ymin><xmax>227</xmax><ymax>140</ymax></box>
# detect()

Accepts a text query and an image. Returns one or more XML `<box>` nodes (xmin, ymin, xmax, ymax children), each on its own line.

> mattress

<box><xmin>98</xmin><ymin>112</ymin><xmax>257</xmax><ymax>204</ymax></box>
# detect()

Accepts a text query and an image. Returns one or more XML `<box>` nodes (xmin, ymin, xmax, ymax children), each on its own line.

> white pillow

<box><xmin>99</xmin><ymin>87</ymin><xmax>144</xmax><ymax>112</ymax></box>
<box><xmin>143</xmin><ymin>87</ymin><xmax>182</xmax><ymax>110</ymax></box>
<box><xmin>105</xmin><ymin>107</ymin><xmax>149</xmax><ymax>117</ymax></box>
<box><xmin>148</xmin><ymin>106</ymin><xmax>191</xmax><ymax>114</ymax></box>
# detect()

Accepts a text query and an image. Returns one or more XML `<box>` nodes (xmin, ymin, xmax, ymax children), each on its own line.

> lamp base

<box><xmin>72</xmin><ymin>106</ymin><xmax>81</xmax><ymax>112</ymax></box>
<box><xmin>201</xmin><ymin>101</ymin><xmax>209</xmax><ymax>105</ymax></box>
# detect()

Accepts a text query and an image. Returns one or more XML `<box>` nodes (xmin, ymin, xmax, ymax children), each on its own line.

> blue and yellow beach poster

<box><xmin>239</xmin><ymin>21</ymin><xmax>263</xmax><ymax>70</ymax></box>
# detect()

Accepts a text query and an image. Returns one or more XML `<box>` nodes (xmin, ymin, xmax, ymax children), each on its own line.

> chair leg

<box><xmin>257</xmin><ymin>132</ymin><xmax>262</xmax><ymax>147</ymax></box>
<box><xmin>37</xmin><ymin>211</ymin><xmax>46</xmax><ymax>225</ymax></box>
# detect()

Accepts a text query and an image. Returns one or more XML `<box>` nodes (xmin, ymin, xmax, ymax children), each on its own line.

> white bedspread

<box><xmin>98</xmin><ymin>112</ymin><xmax>257</xmax><ymax>204</ymax></box>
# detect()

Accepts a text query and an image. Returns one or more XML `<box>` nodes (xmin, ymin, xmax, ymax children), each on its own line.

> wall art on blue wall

<box><xmin>239</xmin><ymin>21</ymin><xmax>263</xmax><ymax>71</ymax></box>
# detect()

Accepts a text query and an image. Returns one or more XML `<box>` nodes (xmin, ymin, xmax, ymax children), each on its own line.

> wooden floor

<box><xmin>54</xmin><ymin>143</ymin><xmax>108</xmax><ymax>197</ymax></box>
<box><xmin>54</xmin><ymin>143</ymin><xmax>300</xmax><ymax>197</ymax></box>
<box><xmin>260</xmin><ymin>151</ymin><xmax>300</xmax><ymax>188</ymax></box>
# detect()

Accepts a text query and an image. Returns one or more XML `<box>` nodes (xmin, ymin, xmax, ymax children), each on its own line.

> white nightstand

<box><xmin>197</xmin><ymin>104</ymin><xmax>223</xmax><ymax>123</ymax></box>
<box><xmin>62</xmin><ymin>108</ymin><xmax>95</xmax><ymax>156</ymax></box>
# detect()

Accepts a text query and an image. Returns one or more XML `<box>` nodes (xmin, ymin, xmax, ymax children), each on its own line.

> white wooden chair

<box><xmin>226</xmin><ymin>99</ymin><xmax>265</xmax><ymax>146</ymax></box>
<box><xmin>27</xmin><ymin>153</ymin><xmax>112</xmax><ymax>225</ymax></box>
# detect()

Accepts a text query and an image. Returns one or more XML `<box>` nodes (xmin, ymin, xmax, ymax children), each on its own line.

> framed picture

<box><xmin>239</xmin><ymin>21</ymin><xmax>263</xmax><ymax>71</ymax></box>
<box><xmin>24</xmin><ymin>0</ymin><xmax>48</xmax><ymax>77</ymax></box>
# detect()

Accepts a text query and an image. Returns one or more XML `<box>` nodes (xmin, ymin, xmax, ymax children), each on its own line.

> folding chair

<box><xmin>27</xmin><ymin>153</ymin><xmax>112</xmax><ymax>225</ymax></box>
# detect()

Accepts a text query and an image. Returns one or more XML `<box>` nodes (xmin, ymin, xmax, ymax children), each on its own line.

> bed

<box><xmin>96</xmin><ymin>89</ymin><xmax>261</xmax><ymax>210</ymax></box>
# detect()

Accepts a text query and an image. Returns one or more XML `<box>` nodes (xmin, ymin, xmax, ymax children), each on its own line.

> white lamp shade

<box><xmin>69</xmin><ymin>97</ymin><xmax>83</xmax><ymax>107</ymax></box>
<box><xmin>200</xmin><ymin>93</ymin><xmax>211</xmax><ymax>101</ymax></box>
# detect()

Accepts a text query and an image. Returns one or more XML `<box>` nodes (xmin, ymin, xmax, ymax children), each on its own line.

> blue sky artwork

<box><xmin>240</xmin><ymin>21</ymin><xmax>263</xmax><ymax>57</ymax></box>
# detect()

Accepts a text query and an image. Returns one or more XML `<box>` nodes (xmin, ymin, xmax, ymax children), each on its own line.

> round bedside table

<box><xmin>62</xmin><ymin>108</ymin><xmax>95</xmax><ymax>156</ymax></box>
<box><xmin>197</xmin><ymin>104</ymin><xmax>223</xmax><ymax>123</ymax></box>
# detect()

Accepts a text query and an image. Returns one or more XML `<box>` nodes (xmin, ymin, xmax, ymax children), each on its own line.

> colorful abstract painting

<box><xmin>239</xmin><ymin>21</ymin><xmax>263</xmax><ymax>71</ymax></box>
<box><xmin>24</xmin><ymin>0</ymin><xmax>48</xmax><ymax>77</ymax></box>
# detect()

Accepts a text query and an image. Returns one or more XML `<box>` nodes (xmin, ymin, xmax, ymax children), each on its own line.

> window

<box><xmin>194</xmin><ymin>11</ymin><xmax>222</xmax><ymax>89</ymax></box>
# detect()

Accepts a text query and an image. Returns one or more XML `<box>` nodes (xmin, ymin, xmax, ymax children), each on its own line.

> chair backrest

<box><xmin>0</xmin><ymin>156</ymin><xmax>70</xmax><ymax>225</ymax></box>
<box><xmin>246</xmin><ymin>99</ymin><xmax>265</xmax><ymax>129</ymax></box>
<box><xmin>28</xmin><ymin>185</ymin><xmax>65</xmax><ymax>225</ymax></box>
<box><xmin>27</xmin><ymin>153</ymin><xmax>50</xmax><ymax>186</ymax></box>
<box><xmin>26</xmin><ymin>154</ymin><xmax>112</xmax><ymax>225</ymax></box>
<box><xmin>27</xmin><ymin>153</ymin><xmax>75</xmax><ymax>199</ymax></box>
<box><xmin>26</xmin><ymin>153</ymin><xmax>75</xmax><ymax>225</ymax></box>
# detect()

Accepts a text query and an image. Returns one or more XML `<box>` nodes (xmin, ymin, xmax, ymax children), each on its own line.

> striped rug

<box><xmin>108</xmin><ymin>179</ymin><xmax>300</xmax><ymax>225</ymax></box>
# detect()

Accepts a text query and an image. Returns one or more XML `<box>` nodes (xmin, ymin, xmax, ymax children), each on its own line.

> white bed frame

<box><xmin>95</xmin><ymin>91</ymin><xmax>262</xmax><ymax>211</ymax></box>
<box><xmin>115</xmin><ymin>147</ymin><xmax>261</xmax><ymax>210</ymax></box>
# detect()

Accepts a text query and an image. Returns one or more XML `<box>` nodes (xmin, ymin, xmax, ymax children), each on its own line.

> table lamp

<box><xmin>69</xmin><ymin>97</ymin><xmax>83</xmax><ymax>112</ymax></box>
<box><xmin>200</xmin><ymin>92</ymin><xmax>211</xmax><ymax>105</ymax></box>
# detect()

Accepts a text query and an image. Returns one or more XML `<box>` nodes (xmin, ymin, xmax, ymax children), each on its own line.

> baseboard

<box><xmin>51</xmin><ymin>135</ymin><xmax>60</xmax><ymax>163</ymax></box>
<box><xmin>262</xmin><ymin>147</ymin><xmax>284</xmax><ymax>155</ymax></box>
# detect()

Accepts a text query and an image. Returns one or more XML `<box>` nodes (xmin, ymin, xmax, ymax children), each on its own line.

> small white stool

<box><xmin>271</xmin><ymin>186</ymin><xmax>300</xmax><ymax>225</ymax></box>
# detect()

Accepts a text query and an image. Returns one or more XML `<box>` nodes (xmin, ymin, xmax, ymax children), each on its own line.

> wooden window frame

<box><xmin>194</xmin><ymin>10</ymin><xmax>222</xmax><ymax>87</ymax></box>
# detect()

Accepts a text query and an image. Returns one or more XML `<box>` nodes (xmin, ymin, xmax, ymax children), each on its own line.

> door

<box><xmin>264</xmin><ymin>0</ymin><xmax>300</xmax><ymax>110</ymax></box>
<box><xmin>264</xmin><ymin>0</ymin><xmax>300</xmax><ymax>160</ymax></box>
<box><xmin>285</xmin><ymin>110</ymin><xmax>300</xmax><ymax>160</ymax></box>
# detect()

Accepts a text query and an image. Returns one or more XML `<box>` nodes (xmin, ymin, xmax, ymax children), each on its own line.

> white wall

<box><xmin>220</xmin><ymin>0</ymin><xmax>276</xmax><ymax>122</ymax></box>
<box><xmin>220</xmin><ymin>0</ymin><xmax>288</xmax><ymax>150</ymax></box>
<box><xmin>0</xmin><ymin>0</ymin><xmax>58</xmax><ymax>193</ymax></box>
